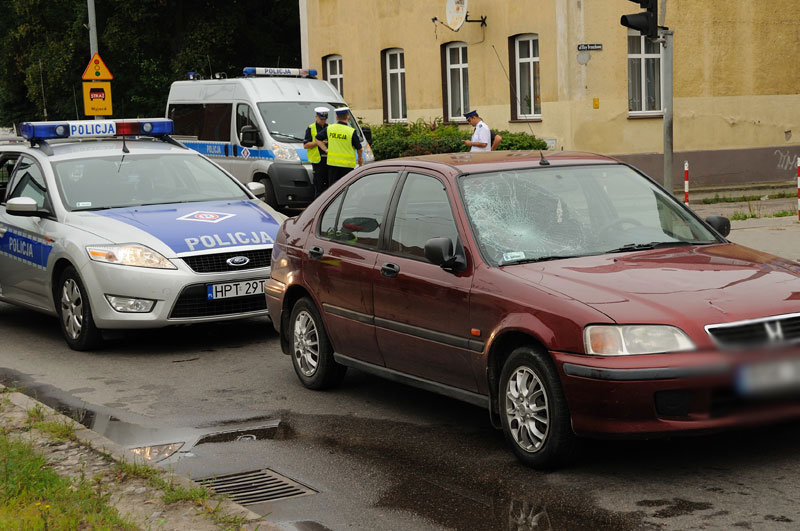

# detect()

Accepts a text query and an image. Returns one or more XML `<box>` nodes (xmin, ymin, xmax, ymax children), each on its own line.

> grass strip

<box><xmin>0</xmin><ymin>432</ymin><xmax>136</xmax><ymax>529</ymax></box>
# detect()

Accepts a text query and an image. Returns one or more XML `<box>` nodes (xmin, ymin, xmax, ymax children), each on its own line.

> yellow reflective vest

<box><xmin>326</xmin><ymin>122</ymin><xmax>356</xmax><ymax>168</ymax></box>
<box><xmin>307</xmin><ymin>123</ymin><xmax>321</xmax><ymax>164</ymax></box>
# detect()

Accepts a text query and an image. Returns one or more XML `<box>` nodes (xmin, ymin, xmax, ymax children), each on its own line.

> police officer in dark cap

<box><xmin>304</xmin><ymin>106</ymin><xmax>329</xmax><ymax>197</ymax></box>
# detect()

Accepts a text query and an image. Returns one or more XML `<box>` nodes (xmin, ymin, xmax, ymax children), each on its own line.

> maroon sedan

<box><xmin>265</xmin><ymin>151</ymin><xmax>800</xmax><ymax>468</ymax></box>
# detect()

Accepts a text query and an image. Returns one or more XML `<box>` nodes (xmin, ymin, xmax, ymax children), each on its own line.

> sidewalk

<box><xmin>0</xmin><ymin>385</ymin><xmax>270</xmax><ymax>530</ymax></box>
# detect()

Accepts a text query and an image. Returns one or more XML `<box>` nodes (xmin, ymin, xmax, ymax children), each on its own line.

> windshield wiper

<box><xmin>500</xmin><ymin>254</ymin><xmax>587</xmax><ymax>266</ymax></box>
<box><xmin>605</xmin><ymin>241</ymin><xmax>710</xmax><ymax>253</ymax></box>
<box><xmin>270</xmin><ymin>131</ymin><xmax>305</xmax><ymax>142</ymax></box>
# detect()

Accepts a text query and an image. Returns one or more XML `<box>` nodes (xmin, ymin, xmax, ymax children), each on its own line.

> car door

<box><xmin>0</xmin><ymin>154</ymin><xmax>58</xmax><ymax>309</ymax></box>
<box><xmin>302</xmin><ymin>169</ymin><xmax>400</xmax><ymax>365</ymax></box>
<box><xmin>372</xmin><ymin>171</ymin><xmax>478</xmax><ymax>391</ymax></box>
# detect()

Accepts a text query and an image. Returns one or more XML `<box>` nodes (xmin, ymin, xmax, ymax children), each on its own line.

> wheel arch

<box><xmin>486</xmin><ymin>329</ymin><xmax>552</xmax><ymax>427</ymax></box>
<box><xmin>50</xmin><ymin>258</ymin><xmax>75</xmax><ymax>309</ymax></box>
<box><xmin>280</xmin><ymin>283</ymin><xmax>313</xmax><ymax>355</ymax></box>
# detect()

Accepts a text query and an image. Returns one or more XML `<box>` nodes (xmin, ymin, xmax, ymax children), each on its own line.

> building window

<box><xmin>627</xmin><ymin>31</ymin><xmax>662</xmax><ymax>114</ymax></box>
<box><xmin>324</xmin><ymin>54</ymin><xmax>343</xmax><ymax>95</ymax></box>
<box><xmin>512</xmin><ymin>34</ymin><xmax>541</xmax><ymax>118</ymax></box>
<box><xmin>442</xmin><ymin>42</ymin><xmax>469</xmax><ymax>122</ymax></box>
<box><xmin>382</xmin><ymin>48</ymin><xmax>407</xmax><ymax>122</ymax></box>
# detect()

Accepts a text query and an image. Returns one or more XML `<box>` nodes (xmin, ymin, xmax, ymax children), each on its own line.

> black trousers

<box><xmin>327</xmin><ymin>165</ymin><xmax>355</xmax><ymax>187</ymax></box>
<box><xmin>312</xmin><ymin>160</ymin><xmax>328</xmax><ymax>198</ymax></box>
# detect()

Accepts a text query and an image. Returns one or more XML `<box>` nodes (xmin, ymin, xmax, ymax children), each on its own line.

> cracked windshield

<box><xmin>460</xmin><ymin>164</ymin><xmax>719</xmax><ymax>266</ymax></box>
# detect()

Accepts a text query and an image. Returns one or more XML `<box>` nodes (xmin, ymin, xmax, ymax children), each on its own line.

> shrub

<box><xmin>365</xmin><ymin>118</ymin><xmax>548</xmax><ymax>160</ymax></box>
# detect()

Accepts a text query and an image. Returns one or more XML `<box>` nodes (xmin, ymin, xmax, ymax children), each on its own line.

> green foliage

<box><xmin>368</xmin><ymin>118</ymin><xmax>548</xmax><ymax>160</ymax></box>
<box><xmin>0</xmin><ymin>433</ymin><xmax>136</xmax><ymax>529</ymax></box>
<box><xmin>0</xmin><ymin>0</ymin><xmax>301</xmax><ymax>124</ymax></box>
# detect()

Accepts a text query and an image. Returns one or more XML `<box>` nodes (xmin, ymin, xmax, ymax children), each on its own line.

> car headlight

<box><xmin>584</xmin><ymin>325</ymin><xmax>695</xmax><ymax>355</ymax></box>
<box><xmin>130</xmin><ymin>442</ymin><xmax>184</xmax><ymax>462</ymax></box>
<box><xmin>86</xmin><ymin>244</ymin><xmax>177</xmax><ymax>269</ymax></box>
<box><xmin>272</xmin><ymin>142</ymin><xmax>300</xmax><ymax>162</ymax></box>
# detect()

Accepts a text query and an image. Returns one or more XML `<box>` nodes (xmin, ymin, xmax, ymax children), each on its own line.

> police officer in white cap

<box><xmin>316</xmin><ymin>106</ymin><xmax>364</xmax><ymax>186</ymax></box>
<box><xmin>463</xmin><ymin>109</ymin><xmax>491</xmax><ymax>152</ymax></box>
<box><xmin>304</xmin><ymin>106</ymin><xmax>330</xmax><ymax>197</ymax></box>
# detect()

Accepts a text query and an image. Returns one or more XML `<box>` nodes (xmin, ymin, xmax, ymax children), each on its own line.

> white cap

<box><xmin>335</xmin><ymin>106</ymin><xmax>350</xmax><ymax>114</ymax></box>
<box><xmin>314</xmin><ymin>106</ymin><xmax>329</xmax><ymax>115</ymax></box>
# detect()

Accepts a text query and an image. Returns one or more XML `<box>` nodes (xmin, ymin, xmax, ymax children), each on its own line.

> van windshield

<box><xmin>257</xmin><ymin>102</ymin><xmax>362</xmax><ymax>144</ymax></box>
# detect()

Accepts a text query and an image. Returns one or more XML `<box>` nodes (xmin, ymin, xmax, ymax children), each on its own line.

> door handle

<box><xmin>309</xmin><ymin>246</ymin><xmax>324</xmax><ymax>260</ymax></box>
<box><xmin>381</xmin><ymin>263</ymin><xmax>400</xmax><ymax>278</ymax></box>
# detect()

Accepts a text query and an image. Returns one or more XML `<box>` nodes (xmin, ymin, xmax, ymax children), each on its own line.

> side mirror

<box><xmin>246</xmin><ymin>181</ymin><xmax>266</xmax><ymax>197</ymax></box>
<box><xmin>240</xmin><ymin>125</ymin><xmax>262</xmax><ymax>148</ymax></box>
<box><xmin>705</xmin><ymin>215</ymin><xmax>731</xmax><ymax>237</ymax></box>
<box><xmin>424</xmin><ymin>237</ymin><xmax>465</xmax><ymax>272</ymax></box>
<box><xmin>6</xmin><ymin>197</ymin><xmax>42</xmax><ymax>217</ymax></box>
<box><xmin>360</xmin><ymin>125</ymin><xmax>373</xmax><ymax>145</ymax></box>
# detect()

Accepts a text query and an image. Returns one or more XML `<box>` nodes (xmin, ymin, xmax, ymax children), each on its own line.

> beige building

<box><xmin>299</xmin><ymin>0</ymin><xmax>799</xmax><ymax>187</ymax></box>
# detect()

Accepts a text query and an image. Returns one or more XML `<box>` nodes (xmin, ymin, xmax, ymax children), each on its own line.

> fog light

<box><xmin>288</xmin><ymin>194</ymin><xmax>294</xmax><ymax>201</ymax></box>
<box><xmin>105</xmin><ymin>295</ymin><xmax>155</xmax><ymax>313</ymax></box>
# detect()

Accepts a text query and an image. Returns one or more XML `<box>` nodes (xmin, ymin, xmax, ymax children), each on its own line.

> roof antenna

<box><xmin>539</xmin><ymin>150</ymin><xmax>550</xmax><ymax>166</ymax></box>
<box><xmin>121</xmin><ymin>133</ymin><xmax>129</xmax><ymax>154</ymax></box>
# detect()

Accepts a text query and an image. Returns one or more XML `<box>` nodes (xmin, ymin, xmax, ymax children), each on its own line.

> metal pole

<box><xmin>662</xmin><ymin>29</ymin><xmax>674</xmax><ymax>195</ymax></box>
<box><xmin>87</xmin><ymin>0</ymin><xmax>98</xmax><ymax>56</ymax></box>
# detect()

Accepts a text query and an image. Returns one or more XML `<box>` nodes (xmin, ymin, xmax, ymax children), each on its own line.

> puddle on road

<box><xmin>285</xmin><ymin>412</ymin><xmax>644</xmax><ymax>531</ymax></box>
<box><xmin>0</xmin><ymin>367</ymin><xmax>286</xmax><ymax>458</ymax></box>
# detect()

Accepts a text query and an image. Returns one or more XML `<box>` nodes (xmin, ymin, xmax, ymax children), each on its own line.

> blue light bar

<box><xmin>20</xmin><ymin>122</ymin><xmax>70</xmax><ymax>140</ymax></box>
<box><xmin>139</xmin><ymin>119</ymin><xmax>174</xmax><ymax>135</ymax></box>
<box><xmin>242</xmin><ymin>67</ymin><xmax>317</xmax><ymax>78</ymax></box>
<box><xmin>18</xmin><ymin>119</ymin><xmax>175</xmax><ymax>141</ymax></box>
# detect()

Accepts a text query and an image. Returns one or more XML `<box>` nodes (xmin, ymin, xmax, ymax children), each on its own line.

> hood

<box><xmin>70</xmin><ymin>200</ymin><xmax>282</xmax><ymax>255</ymax></box>
<box><xmin>503</xmin><ymin>243</ymin><xmax>800</xmax><ymax>347</ymax></box>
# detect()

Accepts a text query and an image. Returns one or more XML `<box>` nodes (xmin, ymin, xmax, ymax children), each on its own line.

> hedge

<box><xmin>364</xmin><ymin>118</ymin><xmax>548</xmax><ymax>161</ymax></box>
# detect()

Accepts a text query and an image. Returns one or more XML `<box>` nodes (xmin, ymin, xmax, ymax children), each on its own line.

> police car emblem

<box><xmin>241</xmin><ymin>147</ymin><xmax>251</xmax><ymax>159</ymax></box>
<box><xmin>226</xmin><ymin>256</ymin><xmax>250</xmax><ymax>267</ymax></box>
<box><xmin>177</xmin><ymin>211</ymin><xmax>235</xmax><ymax>223</ymax></box>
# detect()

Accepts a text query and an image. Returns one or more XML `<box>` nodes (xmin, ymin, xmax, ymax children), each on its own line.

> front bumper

<box><xmin>553</xmin><ymin>347</ymin><xmax>800</xmax><ymax>437</ymax></box>
<box><xmin>269</xmin><ymin>163</ymin><xmax>315</xmax><ymax>207</ymax></box>
<box><xmin>78</xmin><ymin>253</ymin><xmax>271</xmax><ymax>329</ymax></box>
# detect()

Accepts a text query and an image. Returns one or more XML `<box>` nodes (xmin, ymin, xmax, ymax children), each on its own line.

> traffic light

<box><xmin>620</xmin><ymin>0</ymin><xmax>658</xmax><ymax>39</ymax></box>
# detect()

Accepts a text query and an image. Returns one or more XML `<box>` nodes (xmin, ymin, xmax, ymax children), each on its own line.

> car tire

<box><xmin>261</xmin><ymin>178</ymin><xmax>279</xmax><ymax>210</ymax></box>
<box><xmin>289</xmin><ymin>297</ymin><xmax>347</xmax><ymax>389</ymax></box>
<box><xmin>57</xmin><ymin>266</ymin><xmax>102</xmax><ymax>351</ymax></box>
<box><xmin>499</xmin><ymin>346</ymin><xmax>576</xmax><ymax>469</ymax></box>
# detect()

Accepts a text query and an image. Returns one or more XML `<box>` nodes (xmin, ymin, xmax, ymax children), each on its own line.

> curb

<box><xmin>2</xmin><ymin>385</ymin><xmax>272</xmax><ymax>530</ymax></box>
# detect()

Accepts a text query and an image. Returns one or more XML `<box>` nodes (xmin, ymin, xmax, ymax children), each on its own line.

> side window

<box><xmin>390</xmin><ymin>173</ymin><xmax>459</xmax><ymax>260</ymax></box>
<box><xmin>319</xmin><ymin>194</ymin><xmax>344</xmax><ymax>236</ymax></box>
<box><xmin>0</xmin><ymin>153</ymin><xmax>21</xmax><ymax>201</ymax></box>
<box><xmin>8</xmin><ymin>156</ymin><xmax>48</xmax><ymax>210</ymax></box>
<box><xmin>236</xmin><ymin>103</ymin><xmax>259</xmax><ymax>143</ymax></box>
<box><xmin>318</xmin><ymin>172</ymin><xmax>398</xmax><ymax>249</ymax></box>
<box><xmin>168</xmin><ymin>103</ymin><xmax>232</xmax><ymax>141</ymax></box>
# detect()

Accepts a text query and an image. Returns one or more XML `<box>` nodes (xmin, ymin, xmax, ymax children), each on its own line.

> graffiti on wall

<box><xmin>774</xmin><ymin>149</ymin><xmax>799</xmax><ymax>171</ymax></box>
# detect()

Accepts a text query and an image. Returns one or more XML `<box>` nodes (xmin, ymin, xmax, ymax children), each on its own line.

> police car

<box><xmin>0</xmin><ymin>118</ymin><xmax>285</xmax><ymax>350</ymax></box>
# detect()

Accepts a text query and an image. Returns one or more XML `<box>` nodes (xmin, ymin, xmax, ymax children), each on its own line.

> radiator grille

<box><xmin>182</xmin><ymin>249</ymin><xmax>271</xmax><ymax>273</ymax></box>
<box><xmin>706</xmin><ymin>314</ymin><xmax>800</xmax><ymax>349</ymax></box>
<box><xmin>169</xmin><ymin>284</ymin><xmax>266</xmax><ymax>318</ymax></box>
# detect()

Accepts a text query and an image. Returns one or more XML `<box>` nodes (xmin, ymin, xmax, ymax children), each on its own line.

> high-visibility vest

<box><xmin>326</xmin><ymin>122</ymin><xmax>356</xmax><ymax>168</ymax></box>
<box><xmin>307</xmin><ymin>123</ymin><xmax>321</xmax><ymax>163</ymax></box>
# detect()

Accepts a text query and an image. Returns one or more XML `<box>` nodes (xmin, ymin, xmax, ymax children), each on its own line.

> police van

<box><xmin>166</xmin><ymin>67</ymin><xmax>374</xmax><ymax>210</ymax></box>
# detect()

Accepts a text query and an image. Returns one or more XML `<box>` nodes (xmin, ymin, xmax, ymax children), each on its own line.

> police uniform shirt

<box><xmin>305</xmin><ymin>124</ymin><xmax>327</xmax><ymax>159</ymax></box>
<box><xmin>316</xmin><ymin>123</ymin><xmax>362</xmax><ymax>150</ymax></box>
<box><xmin>470</xmin><ymin>120</ymin><xmax>491</xmax><ymax>152</ymax></box>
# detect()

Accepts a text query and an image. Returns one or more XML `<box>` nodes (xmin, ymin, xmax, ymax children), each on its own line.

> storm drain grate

<box><xmin>197</xmin><ymin>469</ymin><xmax>316</xmax><ymax>505</ymax></box>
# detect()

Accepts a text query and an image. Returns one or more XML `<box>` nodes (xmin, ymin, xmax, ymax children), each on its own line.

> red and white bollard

<box><xmin>684</xmin><ymin>161</ymin><xmax>689</xmax><ymax>206</ymax></box>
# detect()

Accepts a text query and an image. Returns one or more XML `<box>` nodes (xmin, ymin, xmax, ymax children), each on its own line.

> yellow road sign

<box><xmin>83</xmin><ymin>82</ymin><xmax>113</xmax><ymax>116</ymax></box>
<box><xmin>82</xmin><ymin>53</ymin><xmax>113</xmax><ymax>81</ymax></box>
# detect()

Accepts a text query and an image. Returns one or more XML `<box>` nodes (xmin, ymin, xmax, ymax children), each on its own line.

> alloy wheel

<box><xmin>505</xmin><ymin>366</ymin><xmax>550</xmax><ymax>452</ymax></box>
<box><xmin>61</xmin><ymin>278</ymin><xmax>83</xmax><ymax>340</ymax></box>
<box><xmin>293</xmin><ymin>310</ymin><xmax>320</xmax><ymax>376</ymax></box>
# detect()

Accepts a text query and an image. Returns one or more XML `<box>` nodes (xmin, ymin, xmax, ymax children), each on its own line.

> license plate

<box><xmin>736</xmin><ymin>358</ymin><xmax>800</xmax><ymax>396</ymax></box>
<box><xmin>206</xmin><ymin>279</ymin><xmax>265</xmax><ymax>300</ymax></box>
